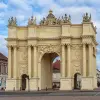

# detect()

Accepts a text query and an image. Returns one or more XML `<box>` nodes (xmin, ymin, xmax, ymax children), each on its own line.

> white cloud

<box><xmin>0</xmin><ymin>2</ymin><xmax>7</xmax><ymax>9</ymax></box>
<box><xmin>57</xmin><ymin>0</ymin><xmax>100</xmax><ymax>5</ymax></box>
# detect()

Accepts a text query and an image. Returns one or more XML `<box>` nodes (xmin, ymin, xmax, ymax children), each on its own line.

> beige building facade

<box><xmin>6</xmin><ymin>10</ymin><xmax>97</xmax><ymax>91</ymax></box>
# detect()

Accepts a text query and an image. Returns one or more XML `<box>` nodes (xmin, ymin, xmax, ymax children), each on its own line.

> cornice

<box><xmin>81</xmin><ymin>35</ymin><xmax>94</xmax><ymax>38</ymax></box>
<box><xmin>28</xmin><ymin>37</ymin><xmax>38</xmax><ymax>40</ymax></box>
<box><xmin>91</xmin><ymin>22</ymin><xmax>97</xmax><ymax>34</ymax></box>
<box><xmin>60</xmin><ymin>36</ymin><xmax>72</xmax><ymax>39</ymax></box>
<box><xmin>37</xmin><ymin>44</ymin><xmax>60</xmax><ymax>46</ymax></box>
<box><xmin>6</xmin><ymin>44</ymin><xmax>18</xmax><ymax>47</ymax></box>
<box><xmin>18</xmin><ymin>38</ymin><xmax>27</xmax><ymax>41</ymax></box>
<box><xmin>92</xmin><ymin>38</ymin><xmax>98</xmax><ymax>46</ymax></box>
<box><xmin>5</xmin><ymin>38</ymin><xmax>18</xmax><ymax>41</ymax></box>
<box><xmin>38</xmin><ymin>37</ymin><xmax>60</xmax><ymax>40</ymax></box>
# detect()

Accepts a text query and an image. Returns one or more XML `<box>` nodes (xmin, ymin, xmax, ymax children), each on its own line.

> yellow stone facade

<box><xmin>6</xmin><ymin>11</ymin><xmax>97</xmax><ymax>91</ymax></box>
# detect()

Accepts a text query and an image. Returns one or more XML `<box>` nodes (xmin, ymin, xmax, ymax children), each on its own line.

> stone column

<box><xmin>8</xmin><ymin>46</ymin><xmax>11</xmax><ymax>78</ymax></box>
<box><xmin>83</xmin><ymin>44</ymin><xmax>86</xmax><ymax>77</ymax></box>
<box><xmin>34</xmin><ymin>46</ymin><xmax>37</xmax><ymax>77</ymax></box>
<box><xmin>14</xmin><ymin>46</ymin><xmax>17</xmax><ymax>78</ymax></box>
<box><xmin>67</xmin><ymin>44</ymin><xmax>71</xmax><ymax>77</ymax></box>
<box><xmin>61</xmin><ymin>44</ymin><xmax>65</xmax><ymax>77</ymax></box>
<box><xmin>28</xmin><ymin>45</ymin><xmax>32</xmax><ymax>78</ymax></box>
<box><xmin>89</xmin><ymin>44</ymin><xmax>92</xmax><ymax>76</ymax></box>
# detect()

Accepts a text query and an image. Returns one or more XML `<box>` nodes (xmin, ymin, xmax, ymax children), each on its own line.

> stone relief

<box><xmin>21</xmin><ymin>51</ymin><xmax>28</xmax><ymax>61</ymax></box>
<box><xmin>71</xmin><ymin>45</ymin><xmax>82</xmax><ymax>74</ymax></box>
<box><xmin>19</xmin><ymin>64</ymin><xmax>28</xmax><ymax>76</ymax></box>
<box><xmin>38</xmin><ymin>44</ymin><xmax>61</xmax><ymax>55</ymax></box>
<box><xmin>38</xmin><ymin>44</ymin><xmax>61</xmax><ymax>62</ymax></box>
<box><xmin>18</xmin><ymin>47</ymin><xmax>28</xmax><ymax>76</ymax></box>
<box><xmin>18</xmin><ymin>47</ymin><xmax>28</xmax><ymax>62</ymax></box>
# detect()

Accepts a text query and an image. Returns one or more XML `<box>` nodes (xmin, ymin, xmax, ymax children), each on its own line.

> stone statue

<box><xmin>64</xmin><ymin>14</ymin><xmax>68</xmax><ymax>23</ymax></box>
<box><xmin>28</xmin><ymin>16</ymin><xmax>37</xmax><ymax>26</ymax></box>
<box><xmin>68</xmin><ymin>15</ymin><xmax>71</xmax><ymax>22</ymax></box>
<box><xmin>39</xmin><ymin>10</ymin><xmax>71</xmax><ymax>25</ymax></box>
<box><xmin>57</xmin><ymin>17</ymin><xmax>61</xmax><ymax>24</ymax></box>
<box><xmin>83</xmin><ymin>12</ymin><xmax>91</xmax><ymax>22</ymax></box>
<box><xmin>8</xmin><ymin>17</ymin><xmax>17</xmax><ymax>26</ymax></box>
<box><xmin>61</xmin><ymin>16</ymin><xmax>64</xmax><ymax>23</ymax></box>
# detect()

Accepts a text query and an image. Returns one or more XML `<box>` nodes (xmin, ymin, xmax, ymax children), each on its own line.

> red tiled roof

<box><xmin>0</xmin><ymin>53</ymin><xmax>8</xmax><ymax>61</ymax></box>
<box><xmin>52</xmin><ymin>60</ymin><xmax>60</xmax><ymax>70</ymax></box>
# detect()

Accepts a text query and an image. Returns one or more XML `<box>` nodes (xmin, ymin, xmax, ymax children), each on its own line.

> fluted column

<box><xmin>34</xmin><ymin>46</ymin><xmax>37</xmax><ymax>77</ymax></box>
<box><xmin>8</xmin><ymin>46</ymin><xmax>11</xmax><ymax>78</ymax></box>
<box><xmin>14</xmin><ymin>46</ymin><xmax>17</xmax><ymax>78</ymax></box>
<box><xmin>61</xmin><ymin>44</ymin><xmax>65</xmax><ymax>77</ymax></box>
<box><xmin>89</xmin><ymin>44</ymin><xmax>92</xmax><ymax>76</ymax></box>
<box><xmin>28</xmin><ymin>45</ymin><xmax>32</xmax><ymax>78</ymax></box>
<box><xmin>67</xmin><ymin>44</ymin><xmax>71</xmax><ymax>77</ymax></box>
<box><xmin>83</xmin><ymin>44</ymin><xmax>86</xmax><ymax>77</ymax></box>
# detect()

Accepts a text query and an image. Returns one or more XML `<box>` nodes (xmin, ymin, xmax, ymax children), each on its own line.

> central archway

<box><xmin>41</xmin><ymin>52</ymin><xmax>60</xmax><ymax>90</ymax></box>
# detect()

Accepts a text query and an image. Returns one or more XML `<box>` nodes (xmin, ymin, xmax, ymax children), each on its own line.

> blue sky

<box><xmin>0</xmin><ymin>0</ymin><xmax>100</xmax><ymax>69</ymax></box>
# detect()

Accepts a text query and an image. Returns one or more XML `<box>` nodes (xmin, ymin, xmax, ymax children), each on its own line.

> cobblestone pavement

<box><xmin>0</xmin><ymin>96</ymin><xmax>100</xmax><ymax>100</ymax></box>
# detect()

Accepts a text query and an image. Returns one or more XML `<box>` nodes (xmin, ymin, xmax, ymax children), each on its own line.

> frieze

<box><xmin>38</xmin><ymin>44</ymin><xmax>61</xmax><ymax>54</ymax></box>
<box><xmin>71</xmin><ymin>44</ymin><xmax>82</xmax><ymax>50</ymax></box>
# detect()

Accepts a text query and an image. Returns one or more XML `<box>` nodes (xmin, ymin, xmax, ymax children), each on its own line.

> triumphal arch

<box><xmin>6</xmin><ymin>10</ymin><xmax>97</xmax><ymax>91</ymax></box>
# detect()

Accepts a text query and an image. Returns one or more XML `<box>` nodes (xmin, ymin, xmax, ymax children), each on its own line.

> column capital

<box><xmin>66</xmin><ymin>43</ymin><xmax>71</xmax><ymax>46</ymax></box>
<box><xmin>7</xmin><ymin>45</ymin><xmax>11</xmax><ymax>48</ymax></box>
<box><xmin>61</xmin><ymin>43</ymin><xmax>66</xmax><ymax>46</ymax></box>
<box><xmin>82</xmin><ymin>43</ymin><xmax>86</xmax><ymax>45</ymax></box>
<box><xmin>28</xmin><ymin>45</ymin><xmax>32</xmax><ymax>47</ymax></box>
<box><xmin>88</xmin><ymin>43</ymin><xmax>92</xmax><ymax>46</ymax></box>
<box><xmin>33</xmin><ymin>45</ymin><xmax>38</xmax><ymax>47</ymax></box>
<box><xmin>13</xmin><ymin>45</ymin><xmax>18</xmax><ymax>48</ymax></box>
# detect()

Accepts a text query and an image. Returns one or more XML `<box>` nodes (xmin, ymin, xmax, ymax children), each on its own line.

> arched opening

<box><xmin>21</xmin><ymin>74</ymin><xmax>29</xmax><ymax>90</ymax></box>
<box><xmin>74</xmin><ymin>73</ymin><xmax>81</xmax><ymax>89</ymax></box>
<box><xmin>41</xmin><ymin>52</ymin><xmax>60</xmax><ymax>90</ymax></box>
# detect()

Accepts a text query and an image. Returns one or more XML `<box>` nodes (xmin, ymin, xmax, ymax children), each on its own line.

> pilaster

<box><xmin>28</xmin><ymin>45</ymin><xmax>32</xmax><ymax>78</ymax></box>
<box><xmin>83</xmin><ymin>44</ymin><xmax>86</xmax><ymax>77</ymax></box>
<box><xmin>13</xmin><ymin>46</ymin><xmax>17</xmax><ymax>78</ymax></box>
<box><xmin>8</xmin><ymin>46</ymin><xmax>11</xmax><ymax>78</ymax></box>
<box><xmin>33</xmin><ymin>45</ymin><xmax>38</xmax><ymax>78</ymax></box>
<box><xmin>67</xmin><ymin>44</ymin><xmax>71</xmax><ymax>77</ymax></box>
<box><xmin>89</xmin><ymin>43</ymin><xmax>92</xmax><ymax>77</ymax></box>
<box><xmin>61</xmin><ymin>44</ymin><xmax>65</xmax><ymax>77</ymax></box>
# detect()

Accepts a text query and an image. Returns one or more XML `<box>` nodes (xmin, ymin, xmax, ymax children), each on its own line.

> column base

<box><xmin>81</xmin><ymin>77</ymin><xmax>94</xmax><ymax>90</ymax></box>
<box><xmin>60</xmin><ymin>77</ymin><xmax>72</xmax><ymax>90</ymax></box>
<box><xmin>93</xmin><ymin>76</ymin><xmax>97</xmax><ymax>89</ymax></box>
<box><xmin>6</xmin><ymin>78</ymin><xmax>20</xmax><ymax>91</ymax></box>
<box><xmin>29</xmin><ymin>78</ymin><xmax>39</xmax><ymax>91</ymax></box>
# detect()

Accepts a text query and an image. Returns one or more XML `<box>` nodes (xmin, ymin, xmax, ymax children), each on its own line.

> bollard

<box><xmin>20</xmin><ymin>87</ymin><xmax>21</xmax><ymax>91</ymax></box>
<box><xmin>13</xmin><ymin>87</ymin><xmax>15</xmax><ymax>91</ymax></box>
<box><xmin>46</xmin><ymin>87</ymin><xmax>47</xmax><ymax>91</ymax></box>
<box><xmin>38</xmin><ymin>87</ymin><xmax>39</xmax><ymax>91</ymax></box>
